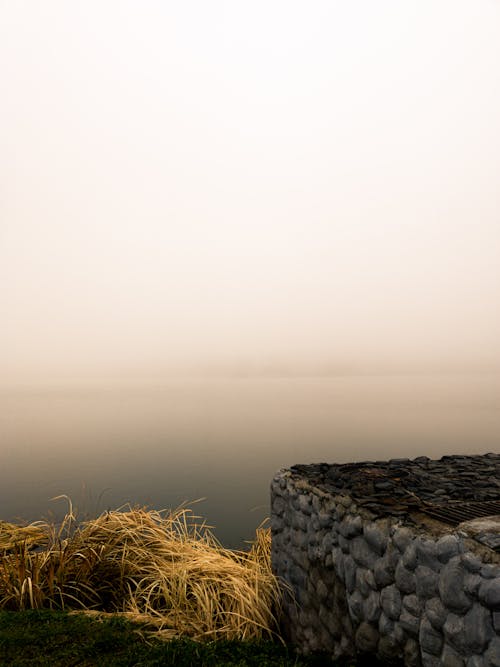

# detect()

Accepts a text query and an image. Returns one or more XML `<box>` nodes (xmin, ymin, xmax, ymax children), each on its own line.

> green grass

<box><xmin>0</xmin><ymin>610</ymin><xmax>342</xmax><ymax>666</ymax></box>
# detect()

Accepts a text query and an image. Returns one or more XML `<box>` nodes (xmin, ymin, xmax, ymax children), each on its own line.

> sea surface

<box><xmin>1</xmin><ymin>373</ymin><xmax>499</xmax><ymax>547</ymax></box>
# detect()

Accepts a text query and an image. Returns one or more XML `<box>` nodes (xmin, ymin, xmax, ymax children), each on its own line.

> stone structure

<box><xmin>271</xmin><ymin>454</ymin><xmax>500</xmax><ymax>666</ymax></box>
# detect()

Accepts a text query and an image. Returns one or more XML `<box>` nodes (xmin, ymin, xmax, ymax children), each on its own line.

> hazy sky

<box><xmin>1</xmin><ymin>0</ymin><xmax>500</xmax><ymax>380</ymax></box>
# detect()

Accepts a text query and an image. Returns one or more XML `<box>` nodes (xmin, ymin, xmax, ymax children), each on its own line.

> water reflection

<box><xmin>1</xmin><ymin>374</ymin><xmax>499</xmax><ymax>547</ymax></box>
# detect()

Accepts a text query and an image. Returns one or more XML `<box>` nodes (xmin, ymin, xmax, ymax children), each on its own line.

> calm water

<box><xmin>1</xmin><ymin>374</ymin><xmax>499</xmax><ymax>547</ymax></box>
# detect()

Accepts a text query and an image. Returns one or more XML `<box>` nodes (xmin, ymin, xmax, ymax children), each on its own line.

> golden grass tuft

<box><xmin>0</xmin><ymin>505</ymin><xmax>283</xmax><ymax>641</ymax></box>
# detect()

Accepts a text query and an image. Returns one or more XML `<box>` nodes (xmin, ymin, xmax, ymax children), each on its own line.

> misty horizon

<box><xmin>2</xmin><ymin>356</ymin><xmax>500</xmax><ymax>388</ymax></box>
<box><xmin>2</xmin><ymin>1</ymin><xmax>500</xmax><ymax>384</ymax></box>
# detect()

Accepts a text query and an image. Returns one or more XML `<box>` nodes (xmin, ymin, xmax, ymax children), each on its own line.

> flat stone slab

<box><xmin>459</xmin><ymin>516</ymin><xmax>500</xmax><ymax>551</ymax></box>
<box><xmin>459</xmin><ymin>516</ymin><xmax>500</xmax><ymax>534</ymax></box>
<box><xmin>290</xmin><ymin>454</ymin><xmax>500</xmax><ymax>521</ymax></box>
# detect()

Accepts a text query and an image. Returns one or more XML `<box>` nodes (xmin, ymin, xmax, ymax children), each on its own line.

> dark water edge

<box><xmin>1</xmin><ymin>374</ymin><xmax>499</xmax><ymax>548</ymax></box>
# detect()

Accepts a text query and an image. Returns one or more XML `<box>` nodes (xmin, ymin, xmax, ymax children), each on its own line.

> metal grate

<box><xmin>421</xmin><ymin>499</ymin><xmax>500</xmax><ymax>526</ymax></box>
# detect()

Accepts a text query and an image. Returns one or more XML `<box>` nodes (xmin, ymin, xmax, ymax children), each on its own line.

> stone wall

<box><xmin>271</xmin><ymin>459</ymin><xmax>500</xmax><ymax>666</ymax></box>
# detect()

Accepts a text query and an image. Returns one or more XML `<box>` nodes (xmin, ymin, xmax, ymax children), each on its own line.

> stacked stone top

<box><xmin>290</xmin><ymin>453</ymin><xmax>500</xmax><ymax>519</ymax></box>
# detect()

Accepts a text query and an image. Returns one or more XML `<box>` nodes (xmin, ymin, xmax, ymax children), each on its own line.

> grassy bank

<box><xmin>0</xmin><ymin>507</ymin><xmax>349</xmax><ymax>664</ymax></box>
<box><xmin>0</xmin><ymin>503</ymin><xmax>280</xmax><ymax>641</ymax></box>
<box><xmin>0</xmin><ymin>609</ymin><xmax>343</xmax><ymax>666</ymax></box>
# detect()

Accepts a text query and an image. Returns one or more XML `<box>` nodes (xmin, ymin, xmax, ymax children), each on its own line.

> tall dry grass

<box><xmin>0</xmin><ymin>503</ymin><xmax>283</xmax><ymax>641</ymax></box>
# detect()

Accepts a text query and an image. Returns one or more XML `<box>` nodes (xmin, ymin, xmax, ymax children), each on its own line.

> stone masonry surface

<box><xmin>271</xmin><ymin>454</ymin><xmax>500</xmax><ymax>666</ymax></box>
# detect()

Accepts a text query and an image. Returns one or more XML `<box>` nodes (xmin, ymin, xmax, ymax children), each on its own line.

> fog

<box><xmin>2</xmin><ymin>0</ymin><xmax>500</xmax><ymax>383</ymax></box>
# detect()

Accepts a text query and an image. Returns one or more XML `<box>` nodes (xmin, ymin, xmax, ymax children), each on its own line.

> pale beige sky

<box><xmin>1</xmin><ymin>0</ymin><xmax>500</xmax><ymax>380</ymax></box>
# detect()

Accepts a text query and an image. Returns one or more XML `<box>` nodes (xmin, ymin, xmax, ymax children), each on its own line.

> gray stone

<box><xmin>493</xmin><ymin>611</ymin><xmax>500</xmax><ymax>632</ymax></box>
<box><xmin>309</xmin><ymin>567</ymin><xmax>321</xmax><ymax>588</ymax></box>
<box><xmin>351</xmin><ymin>535</ymin><xmax>378</xmax><ymax>568</ymax></box>
<box><xmin>351</xmin><ymin>536</ymin><xmax>377</xmax><ymax>569</ymax></box>
<box><xmin>341</xmin><ymin>610</ymin><xmax>354</xmax><ymax>637</ymax></box>
<box><xmin>363</xmin><ymin>523</ymin><xmax>388</xmax><ymax>556</ymax></box>
<box><xmin>481</xmin><ymin>564</ymin><xmax>500</xmax><ymax>579</ymax></box>
<box><xmin>463</xmin><ymin>603</ymin><xmax>494</xmax><ymax>654</ymax></box>
<box><xmin>291</xmin><ymin>528</ymin><xmax>306</xmax><ymax>549</ymax></box>
<box><xmin>441</xmin><ymin>644</ymin><xmax>466</xmax><ymax>667</ymax></box>
<box><xmin>421</xmin><ymin>652</ymin><xmax>441</xmax><ymax>667</ymax></box>
<box><xmin>298</xmin><ymin>608</ymin><xmax>313</xmax><ymax>627</ymax></box>
<box><xmin>338</xmin><ymin>535</ymin><xmax>350</xmax><ymax>553</ymax></box>
<box><xmin>306</xmin><ymin>633</ymin><xmax>319</xmax><ymax>653</ymax></box>
<box><xmin>404</xmin><ymin>637</ymin><xmax>422</xmax><ymax>667</ymax></box>
<box><xmin>403</xmin><ymin>543</ymin><xmax>418</xmax><ymax>570</ymax></box>
<box><xmin>363</xmin><ymin>590</ymin><xmax>381</xmax><ymax>623</ymax></box>
<box><xmin>365</xmin><ymin>568</ymin><xmax>377</xmax><ymax>590</ymax></box>
<box><xmin>467</xmin><ymin>658</ymin><xmax>485</xmax><ymax>667</ymax></box>
<box><xmin>333</xmin><ymin>549</ymin><xmax>345</xmax><ymax>579</ymax></box>
<box><xmin>297</xmin><ymin>586</ymin><xmax>311</xmax><ymax>607</ymax></box>
<box><xmin>292</xmin><ymin>511</ymin><xmax>308</xmax><ymax>532</ymax></box>
<box><xmin>419</xmin><ymin>616</ymin><xmax>443</xmax><ymax>656</ymax></box>
<box><xmin>477</xmin><ymin>533</ymin><xmax>500</xmax><ymax>551</ymax></box>
<box><xmin>394</xmin><ymin>526</ymin><xmax>414</xmax><ymax>553</ymax></box>
<box><xmin>311</xmin><ymin>494</ymin><xmax>322</xmax><ymax>513</ymax></box>
<box><xmin>484</xmin><ymin>637</ymin><xmax>500</xmax><ymax>667</ymax></box>
<box><xmin>464</xmin><ymin>573</ymin><xmax>482</xmax><ymax>595</ymax></box>
<box><xmin>271</xmin><ymin>516</ymin><xmax>283</xmax><ymax>534</ymax></box>
<box><xmin>439</xmin><ymin>558</ymin><xmax>473</xmax><ymax>613</ymax></box>
<box><xmin>395</xmin><ymin>561</ymin><xmax>416</xmax><ymax>594</ymax></box>
<box><xmin>404</xmin><ymin>594</ymin><xmax>423</xmax><ymax>616</ymax></box>
<box><xmin>320</xmin><ymin>606</ymin><xmax>342</xmax><ymax>639</ymax></box>
<box><xmin>378</xmin><ymin>634</ymin><xmax>403</xmax><ymax>663</ymax></box>
<box><xmin>298</xmin><ymin>494</ymin><xmax>312</xmax><ymax>515</ymax></box>
<box><xmin>321</xmin><ymin>567</ymin><xmax>337</xmax><ymax>588</ymax></box>
<box><xmin>462</xmin><ymin>552</ymin><xmax>482</xmax><ymax>573</ymax></box>
<box><xmin>379</xmin><ymin>611</ymin><xmax>394</xmax><ymax>635</ymax></box>
<box><xmin>425</xmin><ymin>597</ymin><xmax>447</xmax><ymax>630</ymax></box>
<box><xmin>344</xmin><ymin>555</ymin><xmax>357</xmax><ymax>593</ymax></box>
<box><xmin>310</xmin><ymin>515</ymin><xmax>320</xmax><ymax>531</ymax></box>
<box><xmin>374</xmin><ymin>547</ymin><xmax>399</xmax><ymax>588</ymax></box>
<box><xmin>416</xmin><ymin>539</ymin><xmax>440</xmax><ymax>570</ymax></box>
<box><xmin>321</xmin><ymin>532</ymin><xmax>335</xmax><ymax>554</ymax></box>
<box><xmin>307</xmin><ymin>544</ymin><xmax>324</xmax><ymax>562</ymax></box>
<box><xmin>317</xmin><ymin>626</ymin><xmax>336</xmax><ymax>652</ymax></box>
<box><xmin>335</xmin><ymin>505</ymin><xmax>346</xmax><ymax>520</ymax></box>
<box><xmin>318</xmin><ymin>602</ymin><xmax>332</xmax><ymax>626</ymax></box>
<box><xmin>381</xmin><ymin>584</ymin><xmax>402</xmax><ymax>621</ymax></box>
<box><xmin>348</xmin><ymin>589</ymin><xmax>364</xmax><ymax>623</ymax></box>
<box><xmin>437</xmin><ymin>535</ymin><xmax>461</xmax><ymax>562</ymax></box>
<box><xmin>339</xmin><ymin>514</ymin><xmax>363</xmax><ymax>538</ymax></box>
<box><xmin>355</xmin><ymin>567</ymin><xmax>371</xmax><ymax>597</ymax></box>
<box><xmin>316</xmin><ymin>578</ymin><xmax>329</xmax><ymax>602</ymax></box>
<box><xmin>416</xmin><ymin>565</ymin><xmax>439</xmax><ymax>599</ymax></box>
<box><xmin>355</xmin><ymin>621</ymin><xmax>379</xmax><ymax>653</ymax></box>
<box><xmin>338</xmin><ymin>495</ymin><xmax>352</xmax><ymax>508</ymax></box>
<box><xmin>400</xmin><ymin>610</ymin><xmax>420</xmax><ymax>637</ymax></box>
<box><xmin>317</xmin><ymin>511</ymin><xmax>334</xmax><ymax>529</ymax></box>
<box><xmin>388</xmin><ymin>621</ymin><xmax>406</xmax><ymax>647</ymax></box>
<box><xmin>340</xmin><ymin>635</ymin><xmax>356</xmax><ymax>660</ymax></box>
<box><xmin>306</xmin><ymin>521</ymin><xmax>320</xmax><ymax>540</ymax></box>
<box><xmin>289</xmin><ymin>564</ymin><xmax>306</xmax><ymax>588</ymax></box>
<box><xmin>443</xmin><ymin>613</ymin><xmax>466</xmax><ymax>653</ymax></box>
<box><xmin>479</xmin><ymin>579</ymin><xmax>500</xmax><ymax>610</ymax></box>
<box><xmin>272</xmin><ymin>496</ymin><xmax>286</xmax><ymax>516</ymax></box>
<box><xmin>291</xmin><ymin>547</ymin><xmax>309</xmax><ymax>570</ymax></box>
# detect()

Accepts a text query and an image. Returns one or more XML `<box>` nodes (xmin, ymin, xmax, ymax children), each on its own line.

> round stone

<box><xmin>463</xmin><ymin>603</ymin><xmax>494</xmax><ymax>653</ymax></box>
<box><xmin>381</xmin><ymin>584</ymin><xmax>402</xmax><ymax>621</ymax></box>
<box><xmin>439</xmin><ymin>558</ymin><xmax>472</xmax><ymax>614</ymax></box>
<box><xmin>478</xmin><ymin>578</ymin><xmax>500</xmax><ymax>610</ymax></box>
<box><xmin>355</xmin><ymin>621</ymin><xmax>379</xmax><ymax>653</ymax></box>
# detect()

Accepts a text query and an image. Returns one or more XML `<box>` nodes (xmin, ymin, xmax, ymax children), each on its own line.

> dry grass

<box><xmin>0</xmin><ymin>502</ymin><xmax>283</xmax><ymax>642</ymax></box>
